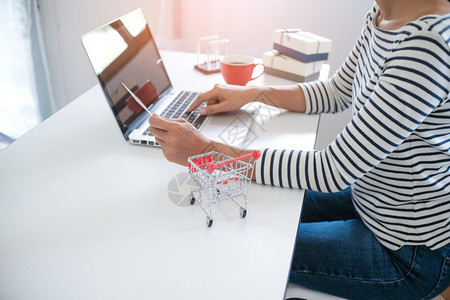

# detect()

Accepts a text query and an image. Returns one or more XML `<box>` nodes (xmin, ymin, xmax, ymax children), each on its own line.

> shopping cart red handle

<box><xmin>206</xmin><ymin>150</ymin><xmax>261</xmax><ymax>173</ymax></box>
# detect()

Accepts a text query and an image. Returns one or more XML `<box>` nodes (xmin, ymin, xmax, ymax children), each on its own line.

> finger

<box><xmin>149</xmin><ymin>113</ymin><xmax>174</xmax><ymax>131</ymax></box>
<box><xmin>149</xmin><ymin>126</ymin><xmax>168</xmax><ymax>142</ymax></box>
<box><xmin>170</xmin><ymin>118</ymin><xmax>188</xmax><ymax>124</ymax></box>
<box><xmin>152</xmin><ymin>116</ymin><xmax>189</xmax><ymax>130</ymax></box>
<box><xmin>154</xmin><ymin>136</ymin><xmax>165</xmax><ymax>146</ymax></box>
<box><xmin>201</xmin><ymin>101</ymin><xmax>228</xmax><ymax>115</ymax></box>
<box><xmin>187</xmin><ymin>89</ymin><xmax>219</xmax><ymax>112</ymax></box>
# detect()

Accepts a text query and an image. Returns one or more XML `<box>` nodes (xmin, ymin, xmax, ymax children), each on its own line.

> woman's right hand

<box><xmin>187</xmin><ymin>84</ymin><xmax>260</xmax><ymax>115</ymax></box>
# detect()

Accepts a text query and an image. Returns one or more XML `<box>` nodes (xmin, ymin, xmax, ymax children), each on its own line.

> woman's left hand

<box><xmin>149</xmin><ymin>114</ymin><xmax>212</xmax><ymax>166</ymax></box>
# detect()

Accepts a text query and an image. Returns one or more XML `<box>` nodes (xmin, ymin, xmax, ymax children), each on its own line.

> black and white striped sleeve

<box><xmin>255</xmin><ymin>29</ymin><xmax>450</xmax><ymax>192</ymax></box>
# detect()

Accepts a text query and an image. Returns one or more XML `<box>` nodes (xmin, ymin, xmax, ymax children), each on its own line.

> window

<box><xmin>0</xmin><ymin>0</ymin><xmax>42</xmax><ymax>148</ymax></box>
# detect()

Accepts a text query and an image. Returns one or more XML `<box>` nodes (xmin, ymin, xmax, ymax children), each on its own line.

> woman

<box><xmin>149</xmin><ymin>0</ymin><xmax>450</xmax><ymax>298</ymax></box>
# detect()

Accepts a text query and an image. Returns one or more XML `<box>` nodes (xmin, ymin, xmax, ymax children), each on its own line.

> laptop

<box><xmin>81</xmin><ymin>8</ymin><xmax>254</xmax><ymax>147</ymax></box>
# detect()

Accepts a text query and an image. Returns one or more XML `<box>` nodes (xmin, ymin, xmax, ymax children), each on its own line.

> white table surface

<box><xmin>0</xmin><ymin>51</ymin><xmax>319</xmax><ymax>300</ymax></box>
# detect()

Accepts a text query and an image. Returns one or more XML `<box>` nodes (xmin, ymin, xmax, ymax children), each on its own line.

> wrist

<box><xmin>251</xmin><ymin>86</ymin><xmax>281</xmax><ymax>107</ymax></box>
<box><xmin>245</xmin><ymin>86</ymin><xmax>265</xmax><ymax>105</ymax></box>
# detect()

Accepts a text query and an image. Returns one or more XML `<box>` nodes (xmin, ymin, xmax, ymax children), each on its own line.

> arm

<box><xmin>187</xmin><ymin>84</ymin><xmax>307</xmax><ymax>115</ymax></box>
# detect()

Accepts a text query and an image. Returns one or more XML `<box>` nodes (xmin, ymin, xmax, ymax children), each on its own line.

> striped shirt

<box><xmin>255</xmin><ymin>5</ymin><xmax>450</xmax><ymax>250</ymax></box>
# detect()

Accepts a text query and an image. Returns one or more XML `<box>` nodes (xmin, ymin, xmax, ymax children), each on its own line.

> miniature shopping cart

<box><xmin>188</xmin><ymin>150</ymin><xmax>261</xmax><ymax>227</ymax></box>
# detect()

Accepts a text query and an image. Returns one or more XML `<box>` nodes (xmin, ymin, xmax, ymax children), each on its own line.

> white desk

<box><xmin>0</xmin><ymin>51</ymin><xmax>319</xmax><ymax>300</ymax></box>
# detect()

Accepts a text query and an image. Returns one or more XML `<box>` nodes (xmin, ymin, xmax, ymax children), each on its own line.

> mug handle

<box><xmin>251</xmin><ymin>63</ymin><xmax>265</xmax><ymax>81</ymax></box>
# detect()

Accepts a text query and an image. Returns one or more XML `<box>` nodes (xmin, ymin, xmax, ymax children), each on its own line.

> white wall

<box><xmin>38</xmin><ymin>0</ymin><xmax>374</xmax><ymax>149</ymax></box>
<box><xmin>157</xmin><ymin>0</ymin><xmax>373</xmax><ymax>77</ymax></box>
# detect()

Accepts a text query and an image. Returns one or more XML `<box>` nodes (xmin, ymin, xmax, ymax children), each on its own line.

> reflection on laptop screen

<box><xmin>82</xmin><ymin>9</ymin><xmax>171</xmax><ymax>135</ymax></box>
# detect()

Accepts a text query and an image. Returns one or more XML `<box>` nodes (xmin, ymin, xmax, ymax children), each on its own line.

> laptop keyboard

<box><xmin>143</xmin><ymin>91</ymin><xmax>206</xmax><ymax>136</ymax></box>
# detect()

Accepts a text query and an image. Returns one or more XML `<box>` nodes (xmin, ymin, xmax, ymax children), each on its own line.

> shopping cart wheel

<box><xmin>240</xmin><ymin>208</ymin><xmax>247</xmax><ymax>218</ymax></box>
<box><xmin>206</xmin><ymin>217</ymin><xmax>213</xmax><ymax>227</ymax></box>
<box><xmin>190</xmin><ymin>197</ymin><xmax>196</xmax><ymax>205</ymax></box>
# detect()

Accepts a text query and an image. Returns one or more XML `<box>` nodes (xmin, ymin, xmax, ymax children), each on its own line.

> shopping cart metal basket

<box><xmin>188</xmin><ymin>150</ymin><xmax>261</xmax><ymax>227</ymax></box>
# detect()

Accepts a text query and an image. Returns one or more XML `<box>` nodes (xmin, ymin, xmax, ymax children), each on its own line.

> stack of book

<box><xmin>262</xmin><ymin>29</ymin><xmax>332</xmax><ymax>82</ymax></box>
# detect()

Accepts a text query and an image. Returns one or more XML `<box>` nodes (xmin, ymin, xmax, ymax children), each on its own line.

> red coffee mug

<box><xmin>220</xmin><ymin>55</ymin><xmax>265</xmax><ymax>86</ymax></box>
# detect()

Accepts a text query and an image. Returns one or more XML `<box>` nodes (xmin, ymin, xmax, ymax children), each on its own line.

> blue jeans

<box><xmin>288</xmin><ymin>187</ymin><xmax>450</xmax><ymax>300</ymax></box>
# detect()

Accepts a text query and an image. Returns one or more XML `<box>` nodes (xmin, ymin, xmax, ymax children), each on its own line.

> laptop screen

<box><xmin>82</xmin><ymin>8</ymin><xmax>171</xmax><ymax>136</ymax></box>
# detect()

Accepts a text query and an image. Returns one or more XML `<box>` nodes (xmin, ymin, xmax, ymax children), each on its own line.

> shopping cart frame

<box><xmin>188</xmin><ymin>151</ymin><xmax>258</xmax><ymax>227</ymax></box>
